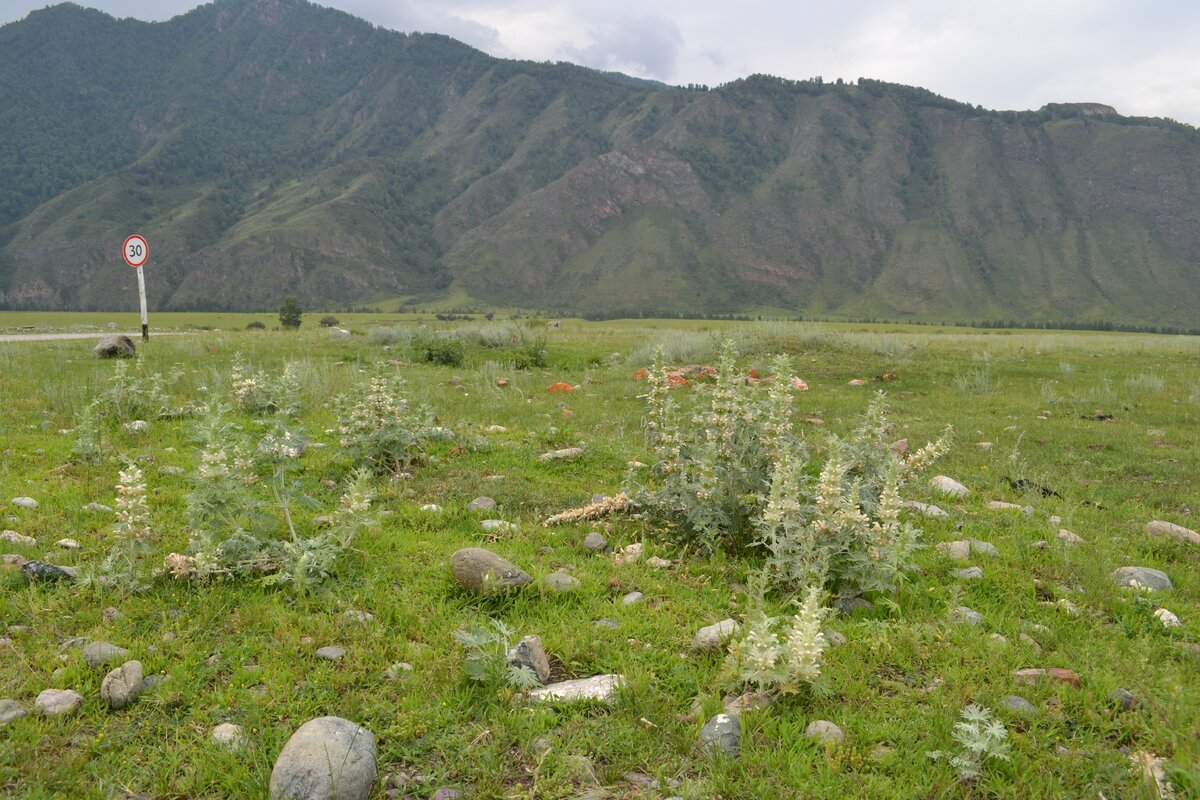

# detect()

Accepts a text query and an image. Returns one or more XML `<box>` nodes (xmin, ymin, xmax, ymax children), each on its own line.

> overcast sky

<box><xmin>3</xmin><ymin>0</ymin><xmax>1198</xmax><ymax>126</ymax></box>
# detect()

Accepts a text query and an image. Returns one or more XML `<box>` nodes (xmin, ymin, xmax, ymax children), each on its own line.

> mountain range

<box><xmin>2</xmin><ymin>0</ymin><xmax>1198</xmax><ymax>326</ymax></box>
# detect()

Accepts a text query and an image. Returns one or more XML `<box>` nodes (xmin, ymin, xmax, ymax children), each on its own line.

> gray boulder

<box><xmin>527</xmin><ymin>674</ymin><xmax>622</xmax><ymax>704</ymax></box>
<box><xmin>805</xmin><ymin>720</ymin><xmax>845</xmax><ymax>745</ymax></box>
<box><xmin>269</xmin><ymin>716</ymin><xmax>377</xmax><ymax>800</ymax></box>
<box><xmin>543</xmin><ymin>571</ymin><xmax>581</xmax><ymax>593</ymax></box>
<box><xmin>693</xmin><ymin>619</ymin><xmax>739</xmax><ymax>651</ymax></box>
<box><xmin>0</xmin><ymin>699</ymin><xmax>26</xmax><ymax>724</ymax></box>
<box><xmin>21</xmin><ymin>561</ymin><xmax>77</xmax><ymax>583</ymax></box>
<box><xmin>83</xmin><ymin>641</ymin><xmax>129</xmax><ymax>669</ymax></box>
<box><xmin>35</xmin><ymin>689</ymin><xmax>82</xmax><ymax>717</ymax></box>
<box><xmin>1144</xmin><ymin>520</ymin><xmax>1200</xmax><ymax>546</ymax></box>
<box><xmin>467</xmin><ymin>496</ymin><xmax>497</xmax><ymax>512</ymax></box>
<box><xmin>1000</xmin><ymin>695</ymin><xmax>1037</xmax><ymax>716</ymax></box>
<box><xmin>1112</xmin><ymin>566</ymin><xmax>1173</xmax><ymax>591</ymax></box>
<box><xmin>699</xmin><ymin>714</ymin><xmax>741</xmax><ymax>756</ymax></box>
<box><xmin>450</xmin><ymin>548</ymin><xmax>532</xmax><ymax>594</ymax></box>
<box><xmin>100</xmin><ymin>661</ymin><xmax>143</xmax><ymax>710</ymax></box>
<box><xmin>582</xmin><ymin>532</ymin><xmax>609</xmax><ymax>552</ymax></box>
<box><xmin>507</xmin><ymin>635</ymin><xmax>551</xmax><ymax>684</ymax></box>
<box><xmin>93</xmin><ymin>335</ymin><xmax>136</xmax><ymax>359</ymax></box>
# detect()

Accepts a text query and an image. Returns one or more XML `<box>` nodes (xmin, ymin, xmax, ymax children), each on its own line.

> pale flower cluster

<box><xmin>114</xmin><ymin>462</ymin><xmax>151</xmax><ymax>542</ymax></box>
<box><xmin>724</xmin><ymin>585</ymin><xmax>829</xmax><ymax>695</ymax></box>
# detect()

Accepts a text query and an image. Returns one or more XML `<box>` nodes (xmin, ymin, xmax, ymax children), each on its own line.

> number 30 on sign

<box><xmin>123</xmin><ymin>234</ymin><xmax>149</xmax><ymax>268</ymax></box>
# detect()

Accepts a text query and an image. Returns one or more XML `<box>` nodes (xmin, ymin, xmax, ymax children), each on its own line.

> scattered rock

<box><xmin>930</xmin><ymin>476</ymin><xmax>970</xmax><ymax>498</ymax></box>
<box><xmin>480</xmin><ymin>519</ymin><xmax>516</xmax><ymax>533</ymax></box>
<box><xmin>0</xmin><ymin>699</ymin><xmax>27</xmax><ymax>724</ymax></box>
<box><xmin>527</xmin><ymin>674</ymin><xmax>622</xmax><ymax>704</ymax></box>
<box><xmin>903</xmin><ymin>500</ymin><xmax>949</xmax><ymax>518</ymax></box>
<box><xmin>100</xmin><ymin>660</ymin><xmax>144</xmax><ymax>709</ymax></box>
<box><xmin>467</xmin><ymin>497</ymin><xmax>497</xmax><ymax>512</ymax></box>
<box><xmin>122</xmin><ymin>420</ymin><xmax>150</xmax><ymax>433</ymax></box>
<box><xmin>450</xmin><ymin>548</ymin><xmax>532</xmax><ymax>594</ymax></box>
<box><xmin>36</xmin><ymin>689</ymin><xmax>83</xmax><ymax>717</ymax></box>
<box><xmin>1047</xmin><ymin>668</ymin><xmax>1081</xmax><ymax>688</ymax></box>
<box><xmin>212</xmin><ymin>723</ymin><xmax>245</xmax><ymax>749</ymax></box>
<box><xmin>613</xmin><ymin>542</ymin><xmax>643</xmax><ymax>565</ymax></box>
<box><xmin>1011</xmin><ymin>668</ymin><xmax>1046</xmax><ymax>685</ymax></box>
<box><xmin>315</xmin><ymin>646</ymin><xmax>346</xmax><ymax>661</ymax></box>
<box><xmin>10</xmin><ymin>497</ymin><xmax>38</xmax><ymax>510</ymax></box>
<box><xmin>593</xmin><ymin>618</ymin><xmax>619</xmax><ymax>630</ymax></box>
<box><xmin>1112</xmin><ymin>566</ymin><xmax>1173</xmax><ymax>592</ymax></box>
<box><xmin>987</xmin><ymin>500</ymin><xmax>1030</xmax><ymax>513</ymax></box>
<box><xmin>723</xmin><ymin>691</ymin><xmax>773</xmax><ymax>717</ymax></box>
<box><xmin>21</xmin><ymin>561</ymin><xmax>77</xmax><ymax>583</ymax></box>
<box><xmin>888</xmin><ymin>439</ymin><xmax>908</xmax><ymax>455</ymax></box>
<box><xmin>646</xmin><ymin>556</ymin><xmax>672</xmax><ymax>569</ymax></box>
<box><xmin>805</xmin><ymin>720</ymin><xmax>845</xmax><ymax>745</ymax></box>
<box><xmin>953</xmin><ymin>566</ymin><xmax>984</xmax><ymax>580</ymax></box>
<box><xmin>544</xmin><ymin>571</ymin><xmax>581</xmax><ymax>593</ymax></box>
<box><xmin>419</xmin><ymin>504</ymin><xmax>442</xmax><ymax>512</ymax></box>
<box><xmin>56</xmin><ymin>538</ymin><xmax>80</xmax><ymax>549</ymax></box>
<box><xmin>1153</xmin><ymin>608</ymin><xmax>1181</xmax><ymax>628</ymax></box>
<box><xmin>507</xmin><ymin>635</ymin><xmax>551</xmax><ymax>684</ymax></box>
<box><xmin>989</xmin><ymin>633</ymin><xmax>1009</xmax><ymax>647</ymax></box>
<box><xmin>93</xmin><ymin>335</ymin><xmax>135</xmax><ymax>359</ymax></box>
<box><xmin>952</xmin><ymin>606</ymin><xmax>984</xmax><ymax>626</ymax></box>
<box><xmin>0</xmin><ymin>530</ymin><xmax>35</xmax><ymax>546</ymax></box>
<box><xmin>1018</xmin><ymin>633</ymin><xmax>1042</xmax><ymax>653</ymax></box>
<box><xmin>341</xmin><ymin>610</ymin><xmax>373</xmax><ymax>624</ymax></box>
<box><xmin>269</xmin><ymin>716</ymin><xmax>377</xmax><ymax>800</ymax></box>
<box><xmin>1144</xmin><ymin>520</ymin><xmax>1200</xmax><ymax>546</ymax></box>
<box><xmin>937</xmin><ymin>541</ymin><xmax>971</xmax><ymax>561</ymax></box>
<box><xmin>84</xmin><ymin>503</ymin><xmax>114</xmax><ymax>513</ymax></box>
<box><xmin>970</xmin><ymin>540</ymin><xmax>999</xmax><ymax>557</ymax></box>
<box><xmin>1056</xmin><ymin>529</ymin><xmax>1085</xmax><ymax>546</ymax></box>
<box><xmin>699</xmin><ymin>714</ymin><xmax>741</xmax><ymax>756</ymax></box>
<box><xmin>1109</xmin><ymin>688</ymin><xmax>1136</xmax><ymax>710</ymax></box>
<box><xmin>693</xmin><ymin>619</ymin><xmax>739</xmax><ymax>651</ymax></box>
<box><xmin>539</xmin><ymin>447</ymin><xmax>584</xmax><ymax>461</ymax></box>
<box><xmin>2</xmin><ymin>553</ymin><xmax>28</xmax><ymax>567</ymax></box>
<box><xmin>431</xmin><ymin>789</ymin><xmax>463</xmax><ymax>800</ymax></box>
<box><xmin>1001</xmin><ymin>695</ymin><xmax>1037</xmax><ymax>716</ymax></box>
<box><xmin>582</xmin><ymin>532</ymin><xmax>609</xmax><ymax>552</ymax></box>
<box><xmin>824</xmin><ymin>629</ymin><xmax>847</xmax><ymax>646</ymax></box>
<box><xmin>621</xmin><ymin>591</ymin><xmax>644</xmax><ymax>606</ymax></box>
<box><xmin>83</xmin><ymin>641</ymin><xmax>130</xmax><ymax>669</ymax></box>
<box><xmin>102</xmin><ymin>607</ymin><xmax>123</xmax><ymax>623</ymax></box>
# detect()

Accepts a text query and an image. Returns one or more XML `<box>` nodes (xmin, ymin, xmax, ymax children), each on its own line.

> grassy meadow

<box><xmin>1</xmin><ymin>315</ymin><xmax>1198</xmax><ymax>799</ymax></box>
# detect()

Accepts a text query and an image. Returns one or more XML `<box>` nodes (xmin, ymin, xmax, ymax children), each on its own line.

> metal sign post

<box><xmin>122</xmin><ymin>234</ymin><xmax>150</xmax><ymax>340</ymax></box>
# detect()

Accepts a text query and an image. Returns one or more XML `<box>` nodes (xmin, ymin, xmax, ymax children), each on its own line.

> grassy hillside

<box><xmin>0</xmin><ymin>2</ymin><xmax>1198</xmax><ymax>326</ymax></box>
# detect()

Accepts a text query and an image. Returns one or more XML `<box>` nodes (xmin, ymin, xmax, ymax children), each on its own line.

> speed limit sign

<box><xmin>123</xmin><ymin>234</ymin><xmax>149</xmax><ymax>268</ymax></box>
<box><xmin>122</xmin><ymin>234</ymin><xmax>150</xmax><ymax>339</ymax></box>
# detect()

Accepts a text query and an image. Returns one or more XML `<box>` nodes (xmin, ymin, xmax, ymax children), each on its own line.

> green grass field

<box><xmin>1</xmin><ymin>316</ymin><xmax>1197</xmax><ymax>799</ymax></box>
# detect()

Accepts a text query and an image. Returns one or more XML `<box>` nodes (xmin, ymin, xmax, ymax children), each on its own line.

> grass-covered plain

<box><xmin>1</xmin><ymin>317</ymin><xmax>1198</xmax><ymax>799</ymax></box>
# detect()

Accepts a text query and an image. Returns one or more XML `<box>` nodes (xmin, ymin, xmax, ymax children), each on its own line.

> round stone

<box><xmin>269</xmin><ymin>716</ymin><xmax>377</xmax><ymax>800</ymax></box>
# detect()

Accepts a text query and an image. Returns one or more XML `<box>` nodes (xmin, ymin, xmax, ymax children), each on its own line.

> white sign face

<box><xmin>123</xmin><ymin>234</ymin><xmax>149</xmax><ymax>268</ymax></box>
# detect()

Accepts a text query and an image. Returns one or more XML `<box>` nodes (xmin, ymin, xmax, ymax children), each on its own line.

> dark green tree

<box><xmin>279</xmin><ymin>296</ymin><xmax>303</xmax><ymax>329</ymax></box>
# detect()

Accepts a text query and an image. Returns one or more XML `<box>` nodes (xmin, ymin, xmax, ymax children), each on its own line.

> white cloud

<box><xmin>0</xmin><ymin>0</ymin><xmax>1196</xmax><ymax>124</ymax></box>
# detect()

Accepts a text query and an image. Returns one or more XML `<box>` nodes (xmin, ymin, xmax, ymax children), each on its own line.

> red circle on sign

<box><xmin>123</xmin><ymin>234</ymin><xmax>149</xmax><ymax>268</ymax></box>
